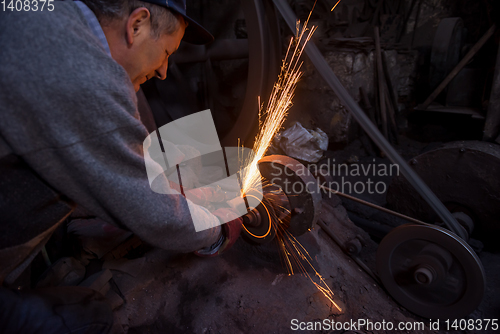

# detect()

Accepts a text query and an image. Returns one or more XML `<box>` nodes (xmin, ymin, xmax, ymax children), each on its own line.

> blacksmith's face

<box><xmin>130</xmin><ymin>19</ymin><xmax>186</xmax><ymax>91</ymax></box>
<box><xmin>121</xmin><ymin>9</ymin><xmax>186</xmax><ymax>92</ymax></box>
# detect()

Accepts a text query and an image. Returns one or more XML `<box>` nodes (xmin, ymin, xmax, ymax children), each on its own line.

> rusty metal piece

<box><xmin>377</xmin><ymin>224</ymin><xmax>485</xmax><ymax>319</ymax></box>
<box><xmin>387</xmin><ymin>141</ymin><xmax>500</xmax><ymax>249</ymax></box>
<box><xmin>258</xmin><ymin>155</ymin><xmax>322</xmax><ymax>236</ymax></box>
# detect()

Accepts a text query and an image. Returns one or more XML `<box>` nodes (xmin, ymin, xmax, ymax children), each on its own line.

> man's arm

<box><xmin>0</xmin><ymin>4</ymin><xmax>221</xmax><ymax>252</ymax></box>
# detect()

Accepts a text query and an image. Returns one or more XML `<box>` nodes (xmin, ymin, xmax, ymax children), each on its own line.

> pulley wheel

<box><xmin>377</xmin><ymin>224</ymin><xmax>485</xmax><ymax>319</ymax></box>
<box><xmin>257</xmin><ymin>155</ymin><xmax>321</xmax><ymax>236</ymax></box>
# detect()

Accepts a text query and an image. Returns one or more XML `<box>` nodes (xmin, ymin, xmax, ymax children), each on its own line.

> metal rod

<box><xmin>273</xmin><ymin>0</ymin><xmax>466</xmax><ymax>240</ymax></box>
<box><xmin>320</xmin><ymin>185</ymin><xmax>428</xmax><ymax>226</ymax></box>
<box><xmin>421</xmin><ymin>24</ymin><xmax>496</xmax><ymax>110</ymax></box>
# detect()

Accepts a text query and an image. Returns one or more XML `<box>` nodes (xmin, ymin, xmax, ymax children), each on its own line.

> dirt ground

<box><xmin>107</xmin><ymin>139</ymin><xmax>499</xmax><ymax>334</ymax></box>
<box><xmin>109</xmin><ymin>194</ymin><xmax>432</xmax><ymax>334</ymax></box>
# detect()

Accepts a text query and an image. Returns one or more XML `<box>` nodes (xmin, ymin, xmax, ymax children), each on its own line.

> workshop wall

<box><xmin>288</xmin><ymin>47</ymin><xmax>418</xmax><ymax>145</ymax></box>
<box><xmin>283</xmin><ymin>0</ymin><xmax>496</xmax><ymax>146</ymax></box>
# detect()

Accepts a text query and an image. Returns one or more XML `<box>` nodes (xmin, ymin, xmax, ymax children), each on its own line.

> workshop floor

<box><xmin>110</xmin><ymin>194</ymin><xmax>429</xmax><ymax>334</ymax></box>
<box><xmin>110</xmin><ymin>138</ymin><xmax>499</xmax><ymax>333</ymax></box>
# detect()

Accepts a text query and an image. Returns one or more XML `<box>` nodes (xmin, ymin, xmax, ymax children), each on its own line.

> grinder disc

<box><xmin>257</xmin><ymin>155</ymin><xmax>321</xmax><ymax>236</ymax></box>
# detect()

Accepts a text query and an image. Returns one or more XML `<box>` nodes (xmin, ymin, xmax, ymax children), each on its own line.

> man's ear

<box><xmin>125</xmin><ymin>7</ymin><xmax>151</xmax><ymax>46</ymax></box>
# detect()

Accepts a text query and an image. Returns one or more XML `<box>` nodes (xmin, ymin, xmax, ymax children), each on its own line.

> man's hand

<box><xmin>194</xmin><ymin>208</ymin><xmax>243</xmax><ymax>257</ymax></box>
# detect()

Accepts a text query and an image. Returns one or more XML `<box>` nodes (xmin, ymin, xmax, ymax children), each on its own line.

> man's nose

<box><xmin>155</xmin><ymin>59</ymin><xmax>168</xmax><ymax>80</ymax></box>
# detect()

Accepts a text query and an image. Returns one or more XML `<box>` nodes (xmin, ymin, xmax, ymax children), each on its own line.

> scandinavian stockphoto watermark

<box><xmin>269</xmin><ymin>159</ymin><xmax>400</xmax><ymax>196</ymax></box>
<box><xmin>142</xmin><ymin>110</ymin><xmax>263</xmax><ymax>232</ymax></box>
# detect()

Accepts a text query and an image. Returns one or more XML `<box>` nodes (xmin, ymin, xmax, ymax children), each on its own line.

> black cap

<box><xmin>141</xmin><ymin>0</ymin><xmax>214</xmax><ymax>45</ymax></box>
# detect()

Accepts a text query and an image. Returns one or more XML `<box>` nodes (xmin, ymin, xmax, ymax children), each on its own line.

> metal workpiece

<box><xmin>241</xmin><ymin>196</ymin><xmax>279</xmax><ymax>244</ymax></box>
<box><xmin>272</xmin><ymin>0</ymin><xmax>466</xmax><ymax>240</ymax></box>
<box><xmin>260</xmin><ymin>184</ymin><xmax>292</xmax><ymax>222</ymax></box>
<box><xmin>240</xmin><ymin>178</ymin><xmax>292</xmax><ymax>244</ymax></box>
<box><xmin>376</xmin><ymin>224</ymin><xmax>486</xmax><ymax>320</ymax></box>
<box><xmin>258</xmin><ymin>155</ymin><xmax>322</xmax><ymax>236</ymax></box>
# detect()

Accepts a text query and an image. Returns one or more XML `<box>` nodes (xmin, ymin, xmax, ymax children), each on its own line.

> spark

<box><xmin>240</xmin><ymin>6</ymin><xmax>317</xmax><ymax>195</ymax></box>
<box><xmin>238</xmin><ymin>2</ymin><xmax>342</xmax><ymax>314</ymax></box>
<box><xmin>252</xmin><ymin>188</ymin><xmax>342</xmax><ymax>312</ymax></box>
<box><xmin>331</xmin><ymin>0</ymin><xmax>342</xmax><ymax>11</ymax></box>
<box><xmin>273</xmin><ymin>214</ymin><xmax>342</xmax><ymax>312</ymax></box>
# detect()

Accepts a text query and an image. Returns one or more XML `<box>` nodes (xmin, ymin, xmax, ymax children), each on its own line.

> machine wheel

<box><xmin>142</xmin><ymin>0</ymin><xmax>281</xmax><ymax>147</ymax></box>
<box><xmin>376</xmin><ymin>224</ymin><xmax>485</xmax><ymax>319</ymax></box>
<box><xmin>386</xmin><ymin>141</ymin><xmax>500</xmax><ymax>249</ymax></box>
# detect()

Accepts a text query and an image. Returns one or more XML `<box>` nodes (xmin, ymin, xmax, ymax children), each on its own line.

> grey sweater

<box><xmin>0</xmin><ymin>2</ymin><xmax>220</xmax><ymax>252</ymax></box>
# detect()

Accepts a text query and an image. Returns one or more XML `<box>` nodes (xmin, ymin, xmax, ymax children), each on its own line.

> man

<box><xmin>0</xmin><ymin>0</ymin><xmax>241</xmax><ymax>332</ymax></box>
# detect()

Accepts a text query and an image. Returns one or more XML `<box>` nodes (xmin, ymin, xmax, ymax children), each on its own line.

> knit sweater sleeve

<box><xmin>0</xmin><ymin>2</ymin><xmax>221</xmax><ymax>252</ymax></box>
